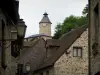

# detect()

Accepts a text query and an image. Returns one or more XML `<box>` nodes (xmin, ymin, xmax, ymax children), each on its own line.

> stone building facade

<box><xmin>49</xmin><ymin>29</ymin><xmax>88</xmax><ymax>75</ymax></box>
<box><xmin>34</xmin><ymin>25</ymin><xmax>88</xmax><ymax>75</ymax></box>
<box><xmin>0</xmin><ymin>0</ymin><xmax>27</xmax><ymax>75</ymax></box>
<box><xmin>89</xmin><ymin>0</ymin><xmax>100</xmax><ymax>75</ymax></box>
<box><xmin>0</xmin><ymin>9</ymin><xmax>13</xmax><ymax>75</ymax></box>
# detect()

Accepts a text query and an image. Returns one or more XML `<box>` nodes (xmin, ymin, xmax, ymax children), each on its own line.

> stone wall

<box><xmin>89</xmin><ymin>0</ymin><xmax>100</xmax><ymax>75</ymax></box>
<box><xmin>0</xmin><ymin>9</ymin><xmax>13</xmax><ymax>75</ymax></box>
<box><xmin>0</xmin><ymin>8</ymin><xmax>20</xmax><ymax>75</ymax></box>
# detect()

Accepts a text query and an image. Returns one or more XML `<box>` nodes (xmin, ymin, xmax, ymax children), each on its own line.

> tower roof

<box><xmin>39</xmin><ymin>12</ymin><xmax>52</xmax><ymax>24</ymax></box>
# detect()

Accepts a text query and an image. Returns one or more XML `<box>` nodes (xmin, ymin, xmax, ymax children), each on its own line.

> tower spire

<box><xmin>43</xmin><ymin>12</ymin><xmax>48</xmax><ymax>15</ymax></box>
<box><xmin>39</xmin><ymin>12</ymin><xmax>52</xmax><ymax>24</ymax></box>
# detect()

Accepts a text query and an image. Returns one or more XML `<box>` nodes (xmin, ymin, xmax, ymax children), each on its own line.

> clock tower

<box><xmin>39</xmin><ymin>12</ymin><xmax>52</xmax><ymax>36</ymax></box>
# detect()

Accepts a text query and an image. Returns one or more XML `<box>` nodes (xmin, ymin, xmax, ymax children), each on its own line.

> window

<box><xmin>73</xmin><ymin>48</ymin><xmax>77</xmax><ymax>56</ymax></box>
<box><xmin>17</xmin><ymin>64</ymin><xmax>23</xmax><ymax>75</ymax></box>
<box><xmin>73</xmin><ymin>47</ymin><xmax>82</xmax><ymax>57</ymax></box>
<box><xmin>46</xmin><ymin>71</ymin><xmax>49</xmax><ymax>75</ymax></box>
<box><xmin>11</xmin><ymin>41</ymin><xmax>20</xmax><ymax>58</ymax></box>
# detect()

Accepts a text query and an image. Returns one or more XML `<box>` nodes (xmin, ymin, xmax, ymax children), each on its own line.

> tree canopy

<box><xmin>53</xmin><ymin>4</ymin><xmax>88</xmax><ymax>39</ymax></box>
<box><xmin>82</xmin><ymin>4</ymin><xmax>88</xmax><ymax>17</ymax></box>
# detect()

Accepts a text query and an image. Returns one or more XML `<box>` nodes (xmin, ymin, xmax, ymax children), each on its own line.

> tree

<box><xmin>82</xmin><ymin>4</ymin><xmax>88</xmax><ymax>17</ymax></box>
<box><xmin>53</xmin><ymin>23</ymin><xmax>62</xmax><ymax>39</ymax></box>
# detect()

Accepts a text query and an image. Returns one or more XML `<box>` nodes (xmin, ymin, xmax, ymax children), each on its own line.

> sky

<box><xmin>19</xmin><ymin>0</ymin><xmax>88</xmax><ymax>37</ymax></box>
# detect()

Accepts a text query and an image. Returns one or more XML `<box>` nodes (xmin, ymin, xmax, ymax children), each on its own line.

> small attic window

<box><xmin>73</xmin><ymin>47</ymin><xmax>82</xmax><ymax>57</ymax></box>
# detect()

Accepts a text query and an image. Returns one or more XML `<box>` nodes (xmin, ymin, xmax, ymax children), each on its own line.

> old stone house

<box><xmin>18</xmin><ymin>24</ymin><xmax>88</xmax><ymax>75</ymax></box>
<box><xmin>0</xmin><ymin>0</ymin><xmax>27</xmax><ymax>75</ymax></box>
<box><xmin>34</xmin><ymin>25</ymin><xmax>88</xmax><ymax>75</ymax></box>
<box><xmin>89</xmin><ymin>0</ymin><xmax>100</xmax><ymax>75</ymax></box>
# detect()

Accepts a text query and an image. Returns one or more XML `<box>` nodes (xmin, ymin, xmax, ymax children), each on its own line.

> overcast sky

<box><xmin>19</xmin><ymin>0</ymin><xmax>88</xmax><ymax>37</ymax></box>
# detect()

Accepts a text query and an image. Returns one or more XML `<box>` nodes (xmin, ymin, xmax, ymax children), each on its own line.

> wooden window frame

<box><xmin>73</xmin><ymin>47</ymin><xmax>82</xmax><ymax>57</ymax></box>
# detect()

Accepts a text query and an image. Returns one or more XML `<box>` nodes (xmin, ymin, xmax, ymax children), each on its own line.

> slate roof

<box><xmin>25</xmin><ymin>34</ymin><xmax>51</xmax><ymax>39</ymax></box>
<box><xmin>23</xmin><ymin>39</ymin><xmax>40</xmax><ymax>47</ymax></box>
<box><xmin>34</xmin><ymin>24</ymin><xmax>88</xmax><ymax>71</ymax></box>
<box><xmin>39</xmin><ymin>12</ymin><xmax>52</xmax><ymax>24</ymax></box>
<box><xmin>18</xmin><ymin>38</ymin><xmax>46</xmax><ymax>71</ymax></box>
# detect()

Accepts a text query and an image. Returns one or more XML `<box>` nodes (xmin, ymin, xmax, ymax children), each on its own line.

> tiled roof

<box><xmin>39</xmin><ymin>12</ymin><xmax>52</xmax><ymax>24</ymax></box>
<box><xmin>34</xmin><ymin>24</ymin><xmax>88</xmax><ymax>71</ymax></box>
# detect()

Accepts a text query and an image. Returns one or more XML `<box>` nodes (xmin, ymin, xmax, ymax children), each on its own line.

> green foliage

<box><xmin>82</xmin><ymin>4</ymin><xmax>88</xmax><ymax>17</ymax></box>
<box><xmin>53</xmin><ymin>15</ymin><xmax>88</xmax><ymax>39</ymax></box>
<box><xmin>53</xmin><ymin>23</ymin><xmax>62</xmax><ymax>39</ymax></box>
<box><xmin>53</xmin><ymin>4</ymin><xmax>88</xmax><ymax>39</ymax></box>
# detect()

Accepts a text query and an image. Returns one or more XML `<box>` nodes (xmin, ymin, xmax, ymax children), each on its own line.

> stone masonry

<box><xmin>89</xmin><ymin>0</ymin><xmax>100</xmax><ymax>75</ymax></box>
